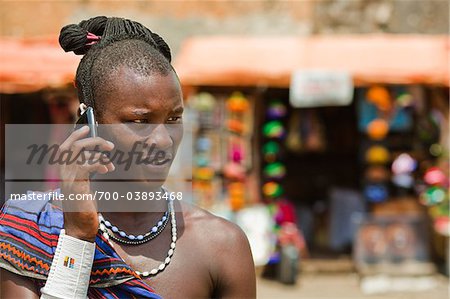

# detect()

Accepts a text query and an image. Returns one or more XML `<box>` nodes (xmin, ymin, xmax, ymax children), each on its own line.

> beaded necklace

<box><xmin>99</xmin><ymin>209</ymin><xmax>169</xmax><ymax>245</ymax></box>
<box><xmin>98</xmin><ymin>199</ymin><xmax>177</xmax><ymax>277</ymax></box>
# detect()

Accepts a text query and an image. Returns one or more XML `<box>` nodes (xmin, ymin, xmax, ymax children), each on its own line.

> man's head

<box><xmin>59</xmin><ymin>16</ymin><xmax>176</xmax><ymax>114</ymax></box>
<box><xmin>59</xmin><ymin>16</ymin><xmax>183</xmax><ymax>185</ymax></box>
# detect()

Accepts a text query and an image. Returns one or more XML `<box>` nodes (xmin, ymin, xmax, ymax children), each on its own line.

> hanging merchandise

<box><xmin>302</xmin><ymin>110</ymin><xmax>326</xmax><ymax>152</ymax></box>
<box><xmin>365</xmin><ymin>166</ymin><xmax>390</xmax><ymax>182</ymax></box>
<box><xmin>286</xmin><ymin>110</ymin><xmax>302</xmax><ymax>152</ymax></box>
<box><xmin>224</xmin><ymin>91</ymin><xmax>253</xmax><ymax>211</ymax></box>
<box><xmin>358</xmin><ymin>85</ymin><xmax>416</xmax><ymax>210</ymax></box>
<box><xmin>223</xmin><ymin>161</ymin><xmax>246</xmax><ymax>181</ymax></box>
<box><xmin>195</xmin><ymin>155</ymin><xmax>209</xmax><ymax>167</ymax></box>
<box><xmin>391</xmin><ymin>153</ymin><xmax>417</xmax><ymax>175</ymax></box>
<box><xmin>191</xmin><ymin>92</ymin><xmax>216</xmax><ymax>111</ymax></box>
<box><xmin>392</xmin><ymin>174</ymin><xmax>414</xmax><ymax>189</ymax></box>
<box><xmin>423</xmin><ymin>167</ymin><xmax>447</xmax><ymax>186</ymax></box>
<box><xmin>227</xmin><ymin>92</ymin><xmax>250</xmax><ymax>113</ymax></box>
<box><xmin>263</xmin><ymin>120</ymin><xmax>285</xmax><ymax>139</ymax></box>
<box><xmin>429</xmin><ymin>202</ymin><xmax>449</xmax><ymax>219</ymax></box>
<box><xmin>194</xmin><ymin>135</ymin><xmax>216</xmax><ymax>180</ymax></box>
<box><xmin>391</xmin><ymin>153</ymin><xmax>417</xmax><ymax>188</ymax></box>
<box><xmin>420</xmin><ymin>187</ymin><xmax>447</xmax><ymax>206</ymax></box>
<box><xmin>225</xmin><ymin>92</ymin><xmax>252</xmax><ymax>165</ymax></box>
<box><xmin>358</xmin><ymin>86</ymin><xmax>413</xmax><ymax>134</ymax></box>
<box><xmin>226</xmin><ymin>92</ymin><xmax>251</xmax><ymax>135</ymax></box>
<box><xmin>228</xmin><ymin>182</ymin><xmax>246</xmax><ymax>211</ymax></box>
<box><xmin>229</xmin><ymin>140</ymin><xmax>244</xmax><ymax>163</ymax></box>
<box><xmin>227</xmin><ymin>119</ymin><xmax>245</xmax><ymax>135</ymax></box>
<box><xmin>416</xmin><ymin>113</ymin><xmax>440</xmax><ymax>147</ymax></box>
<box><xmin>189</xmin><ymin>92</ymin><xmax>222</xmax><ymax>209</ymax></box>
<box><xmin>365</xmin><ymin>145</ymin><xmax>390</xmax><ymax>164</ymax></box>
<box><xmin>262</xmin><ymin>141</ymin><xmax>281</xmax><ymax>163</ymax></box>
<box><xmin>263</xmin><ymin>182</ymin><xmax>284</xmax><ymax>198</ymax></box>
<box><xmin>434</xmin><ymin>216</ymin><xmax>450</xmax><ymax>236</ymax></box>
<box><xmin>260</xmin><ymin>95</ymin><xmax>293</xmax><ymax>269</ymax></box>
<box><xmin>193</xmin><ymin>167</ymin><xmax>215</xmax><ymax>181</ymax></box>
<box><xmin>367</xmin><ymin>118</ymin><xmax>389</xmax><ymax>140</ymax></box>
<box><xmin>363</xmin><ymin>183</ymin><xmax>389</xmax><ymax>203</ymax></box>
<box><xmin>285</xmin><ymin>109</ymin><xmax>327</xmax><ymax>153</ymax></box>
<box><xmin>366</xmin><ymin>86</ymin><xmax>392</xmax><ymax>112</ymax></box>
<box><xmin>274</xmin><ymin>200</ymin><xmax>297</xmax><ymax>226</ymax></box>
<box><xmin>266</xmin><ymin>100</ymin><xmax>287</xmax><ymax>119</ymax></box>
<box><xmin>263</xmin><ymin>162</ymin><xmax>286</xmax><ymax>180</ymax></box>
<box><xmin>190</xmin><ymin>92</ymin><xmax>219</xmax><ymax>129</ymax></box>
<box><xmin>396</xmin><ymin>92</ymin><xmax>414</xmax><ymax>107</ymax></box>
<box><xmin>415</xmin><ymin>89</ymin><xmax>449</xmax><ymax>237</ymax></box>
<box><xmin>261</xmin><ymin>99</ymin><xmax>288</xmax><ymax>201</ymax></box>
<box><xmin>196</xmin><ymin>136</ymin><xmax>211</xmax><ymax>152</ymax></box>
<box><xmin>429</xmin><ymin>143</ymin><xmax>444</xmax><ymax>157</ymax></box>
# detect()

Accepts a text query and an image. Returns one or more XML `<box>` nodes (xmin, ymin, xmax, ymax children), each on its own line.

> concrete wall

<box><xmin>1</xmin><ymin>0</ymin><xmax>448</xmax><ymax>55</ymax></box>
<box><xmin>314</xmin><ymin>0</ymin><xmax>449</xmax><ymax>34</ymax></box>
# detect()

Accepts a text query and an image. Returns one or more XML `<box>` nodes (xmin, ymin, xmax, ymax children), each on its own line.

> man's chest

<box><xmin>112</xmin><ymin>236</ymin><xmax>214</xmax><ymax>298</ymax></box>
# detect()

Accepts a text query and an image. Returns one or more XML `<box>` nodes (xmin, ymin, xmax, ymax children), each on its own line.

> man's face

<box><xmin>95</xmin><ymin>66</ymin><xmax>184</xmax><ymax>186</ymax></box>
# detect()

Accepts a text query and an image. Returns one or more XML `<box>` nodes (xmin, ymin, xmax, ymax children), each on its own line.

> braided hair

<box><xmin>59</xmin><ymin>16</ymin><xmax>174</xmax><ymax>113</ymax></box>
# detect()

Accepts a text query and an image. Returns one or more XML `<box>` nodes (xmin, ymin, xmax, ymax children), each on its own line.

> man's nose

<box><xmin>144</xmin><ymin>124</ymin><xmax>173</xmax><ymax>151</ymax></box>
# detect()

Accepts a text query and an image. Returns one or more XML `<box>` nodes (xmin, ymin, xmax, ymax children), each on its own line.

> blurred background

<box><xmin>1</xmin><ymin>1</ymin><xmax>449</xmax><ymax>298</ymax></box>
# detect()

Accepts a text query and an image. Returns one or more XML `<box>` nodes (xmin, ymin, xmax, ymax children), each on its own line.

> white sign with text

<box><xmin>289</xmin><ymin>70</ymin><xmax>354</xmax><ymax>108</ymax></box>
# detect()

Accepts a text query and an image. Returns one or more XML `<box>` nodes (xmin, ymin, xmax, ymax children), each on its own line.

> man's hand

<box><xmin>58</xmin><ymin>125</ymin><xmax>115</xmax><ymax>241</ymax></box>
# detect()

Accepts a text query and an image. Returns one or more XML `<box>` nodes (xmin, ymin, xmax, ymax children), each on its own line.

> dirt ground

<box><xmin>256</xmin><ymin>258</ymin><xmax>449</xmax><ymax>299</ymax></box>
<box><xmin>257</xmin><ymin>272</ymin><xmax>449</xmax><ymax>299</ymax></box>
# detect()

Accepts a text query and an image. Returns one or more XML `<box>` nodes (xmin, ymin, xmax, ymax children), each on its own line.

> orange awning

<box><xmin>174</xmin><ymin>35</ymin><xmax>450</xmax><ymax>88</ymax></box>
<box><xmin>1</xmin><ymin>35</ymin><xmax>448</xmax><ymax>94</ymax></box>
<box><xmin>0</xmin><ymin>36</ymin><xmax>80</xmax><ymax>94</ymax></box>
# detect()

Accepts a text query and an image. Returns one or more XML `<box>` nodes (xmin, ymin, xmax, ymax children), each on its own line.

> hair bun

<box><xmin>79</xmin><ymin>16</ymin><xmax>107</xmax><ymax>37</ymax></box>
<box><xmin>59</xmin><ymin>24</ymin><xmax>90</xmax><ymax>55</ymax></box>
<box><xmin>59</xmin><ymin>16</ymin><xmax>107</xmax><ymax>55</ymax></box>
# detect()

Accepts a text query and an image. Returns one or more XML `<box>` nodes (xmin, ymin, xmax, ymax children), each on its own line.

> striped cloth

<box><xmin>0</xmin><ymin>198</ymin><xmax>162</xmax><ymax>298</ymax></box>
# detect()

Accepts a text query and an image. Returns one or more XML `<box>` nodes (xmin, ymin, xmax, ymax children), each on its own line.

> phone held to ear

<box><xmin>75</xmin><ymin>107</ymin><xmax>98</xmax><ymax>137</ymax></box>
<box><xmin>74</xmin><ymin>107</ymin><xmax>101</xmax><ymax>179</ymax></box>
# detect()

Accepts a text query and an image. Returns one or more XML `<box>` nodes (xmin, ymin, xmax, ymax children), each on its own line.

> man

<box><xmin>0</xmin><ymin>16</ymin><xmax>256</xmax><ymax>298</ymax></box>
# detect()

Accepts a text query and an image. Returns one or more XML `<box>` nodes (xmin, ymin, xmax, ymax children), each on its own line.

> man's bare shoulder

<box><xmin>179</xmin><ymin>201</ymin><xmax>250</xmax><ymax>249</ymax></box>
<box><xmin>178</xmin><ymin>202</ymin><xmax>256</xmax><ymax>297</ymax></box>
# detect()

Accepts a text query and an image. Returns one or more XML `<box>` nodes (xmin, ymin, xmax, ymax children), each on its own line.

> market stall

<box><xmin>174</xmin><ymin>35</ymin><xmax>450</xmax><ymax>281</ymax></box>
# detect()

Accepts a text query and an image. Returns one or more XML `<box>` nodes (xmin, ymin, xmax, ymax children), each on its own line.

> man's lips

<box><xmin>140</xmin><ymin>154</ymin><xmax>173</xmax><ymax>165</ymax></box>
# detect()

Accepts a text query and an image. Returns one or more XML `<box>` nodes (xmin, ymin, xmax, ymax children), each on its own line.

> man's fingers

<box><xmin>71</xmin><ymin>137</ymin><xmax>115</xmax><ymax>156</ymax></box>
<box><xmin>79</xmin><ymin>151</ymin><xmax>115</xmax><ymax>173</ymax></box>
<box><xmin>60</xmin><ymin>126</ymin><xmax>90</xmax><ymax>151</ymax></box>
<box><xmin>79</xmin><ymin>162</ymin><xmax>109</xmax><ymax>175</ymax></box>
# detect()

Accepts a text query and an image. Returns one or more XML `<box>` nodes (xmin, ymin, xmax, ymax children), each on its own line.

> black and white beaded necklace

<box><xmin>98</xmin><ymin>199</ymin><xmax>177</xmax><ymax>277</ymax></box>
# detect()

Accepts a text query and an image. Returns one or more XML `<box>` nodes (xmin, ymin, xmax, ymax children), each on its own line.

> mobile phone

<box><xmin>74</xmin><ymin>106</ymin><xmax>98</xmax><ymax>137</ymax></box>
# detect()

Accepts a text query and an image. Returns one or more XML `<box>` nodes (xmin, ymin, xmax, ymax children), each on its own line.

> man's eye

<box><xmin>167</xmin><ymin>116</ymin><xmax>182</xmax><ymax>122</ymax></box>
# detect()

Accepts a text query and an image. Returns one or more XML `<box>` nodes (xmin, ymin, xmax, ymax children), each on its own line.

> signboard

<box><xmin>289</xmin><ymin>70</ymin><xmax>354</xmax><ymax>108</ymax></box>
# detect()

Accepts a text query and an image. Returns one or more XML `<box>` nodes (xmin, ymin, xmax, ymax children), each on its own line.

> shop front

<box><xmin>174</xmin><ymin>35</ymin><xmax>450</xmax><ymax>282</ymax></box>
